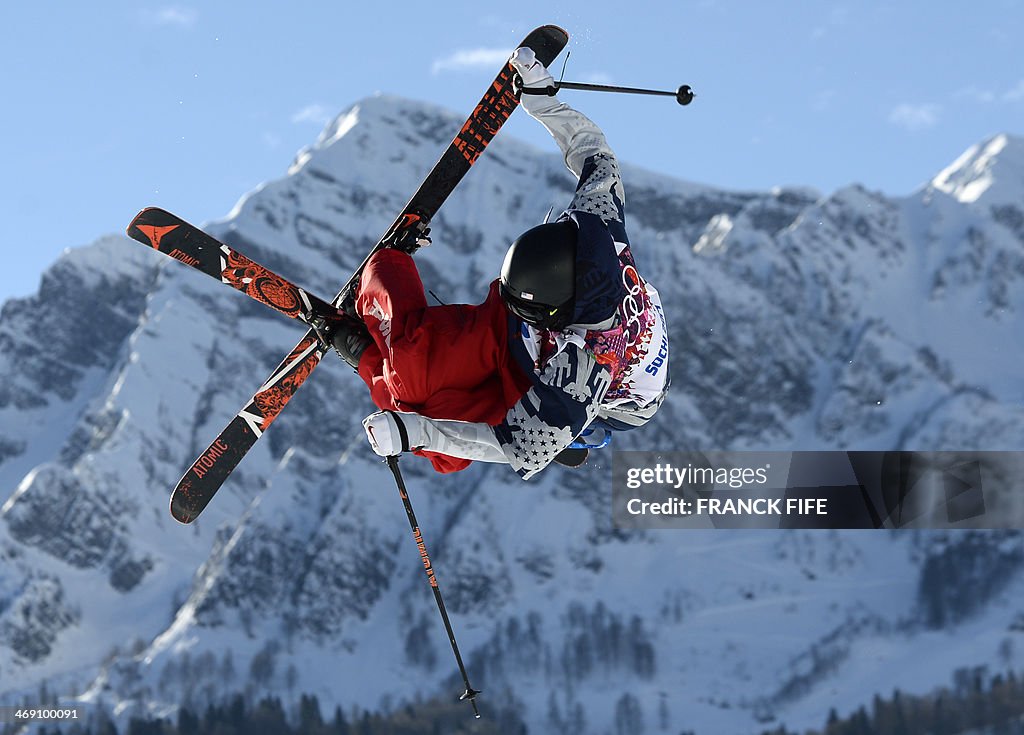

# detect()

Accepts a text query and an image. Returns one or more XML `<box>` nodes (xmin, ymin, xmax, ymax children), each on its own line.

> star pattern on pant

<box><xmin>573</xmin><ymin>154</ymin><xmax>624</xmax><ymax>222</ymax></box>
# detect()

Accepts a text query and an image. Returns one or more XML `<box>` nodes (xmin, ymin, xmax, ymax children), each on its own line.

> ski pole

<box><xmin>521</xmin><ymin>81</ymin><xmax>695</xmax><ymax>105</ymax></box>
<box><xmin>385</xmin><ymin>456</ymin><xmax>482</xmax><ymax>718</ymax></box>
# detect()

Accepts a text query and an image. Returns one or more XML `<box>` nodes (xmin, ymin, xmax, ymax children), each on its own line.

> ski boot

<box><xmin>328</xmin><ymin>314</ymin><xmax>372</xmax><ymax>369</ymax></box>
<box><xmin>385</xmin><ymin>214</ymin><xmax>432</xmax><ymax>255</ymax></box>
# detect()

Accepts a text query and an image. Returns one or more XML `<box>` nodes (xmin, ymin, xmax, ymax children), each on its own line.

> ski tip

<box><xmin>169</xmin><ymin>499</ymin><xmax>198</xmax><ymax>525</ymax></box>
<box><xmin>126</xmin><ymin>209</ymin><xmax>147</xmax><ymax>237</ymax></box>
<box><xmin>126</xmin><ymin>206</ymin><xmax>167</xmax><ymax>240</ymax></box>
<box><xmin>126</xmin><ymin>206</ymin><xmax>182</xmax><ymax>231</ymax></box>
<box><xmin>535</xmin><ymin>23</ymin><xmax>568</xmax><ymax>37</ymax></box>
<box><xmin>126</xmin><ymin>206</ymin><xmax>158</xmax><ymax>228</ymax></box>
<box><xmin>523</xmin><ymin>25</ymin><xmax>569</xmax><ymax>67</ymax></box>
<box><xmin>553</xmin><ymin>446</ymin><xmax>589</xmax><ymax>468</ymax></box>
<box><xmin>170</xmin><ymin>486</ymin><xmax>202</xmax><ymax>525</ymax></box>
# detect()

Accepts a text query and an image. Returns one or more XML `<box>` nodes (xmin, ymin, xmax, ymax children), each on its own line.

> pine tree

<box><xmin>614</xmin><ymin>693</ymin><xmax>645</xmax><ymax>735</ymax></box>
<box><xmin>330</xmin><ymin>706</ymin><xmax>351</xmax><ymax>735</ymax></box>
<box><xmin>95</xmin><ymin>717</ymin><xmax>119</xmax><ymax>735</ymax></box>
<box><xmin>251</xmin><ymin>697</ymin><xmax>289</xmax><ymax>735</ymax></box>
<box><xmin>298</xmin><ymin>694</ymin><xmax>324</xmax><ymax>733</ymax></box>
<box><xmin>825</xmin><ymin>706</ymin><xmax>840</xmax><ymax>734</ymax></box>
<box><xmin>228</xmin><ymin>693</ymin><xmax>247</xmax><ymax>732</ymax></box>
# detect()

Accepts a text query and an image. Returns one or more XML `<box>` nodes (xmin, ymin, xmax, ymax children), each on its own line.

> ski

<box><xmin>127</xmin><ymin>207</ymin><xmax>343</xmax><ymax>331</ymax></box>
<box><xmin>171</xmin><ymin>333</ymin><xmax>325</xmax><ymax>522</ymax></box>
<box><xmin>157</xmin><ymin>25</ymin><xmax>569</xmax><ymax>523</ymax></box>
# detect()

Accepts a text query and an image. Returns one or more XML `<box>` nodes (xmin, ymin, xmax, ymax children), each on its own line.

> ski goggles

<box><xmin>499</xmin><ymin>282</ymin><xmax>572</xmax><ymax>331</ymax></box>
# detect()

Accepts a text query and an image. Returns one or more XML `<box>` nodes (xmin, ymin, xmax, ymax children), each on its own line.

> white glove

<box><xmin>362</xmin><ymin>411</ymin><xmax>428</xmax><ymax>457</ymax></box>
<box><xmin>509</xmin><ymin>47</ymin><xmax>554</xmax><ymax>89</ymax></box>
<box><xmin>362</xmin><ymin>410</ymin><xmax>509</xmax><ymax>464</ymax></box>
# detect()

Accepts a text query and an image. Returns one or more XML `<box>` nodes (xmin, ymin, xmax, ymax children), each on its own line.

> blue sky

<box><xmin>1</xmin><ymin>2</ymin><xmax>1021</xmax><ymax>306</ymax></box>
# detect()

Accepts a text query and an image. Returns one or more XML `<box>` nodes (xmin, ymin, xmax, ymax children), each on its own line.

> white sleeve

<box><xmin>520</xmin><ymin>95</ymin><xmax>615</xmax><ymax>178</ymax></box>
<box><xmin>412</xmin><ymin>416</ymin><xmax>509</xmax><ymax>464</ymax></box>
<box><xmin>520</xmin><ymin>95</ymin><xmax>625</xmax><ymax>222</ymax></box>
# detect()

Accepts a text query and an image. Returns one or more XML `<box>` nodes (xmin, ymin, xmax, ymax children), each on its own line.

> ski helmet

<box><xmin>499</xmin><ymin>220</ymin><xmax>577</xmax><ymax>330</ymax></box>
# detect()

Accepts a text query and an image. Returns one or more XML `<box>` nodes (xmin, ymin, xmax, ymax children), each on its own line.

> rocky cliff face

<box><xmin>1</xmin><ymin>96</ymin><xmax>1022</xmax><ymax>734</ymax></box>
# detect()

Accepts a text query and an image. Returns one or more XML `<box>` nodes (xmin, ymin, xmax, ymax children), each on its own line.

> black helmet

<box><xmin>499</xmin><ymin>220</ymin><xmax>577</xmax><ymax>330</ymax></box>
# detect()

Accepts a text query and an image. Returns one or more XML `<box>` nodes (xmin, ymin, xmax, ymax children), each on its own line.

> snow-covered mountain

<box><xmin>1</xmin><ymin>95</ymin><xmax>1023</xmax><ymax>734</ymax></box>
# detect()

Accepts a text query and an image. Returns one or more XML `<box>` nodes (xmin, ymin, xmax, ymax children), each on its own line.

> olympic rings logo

<box><xmin>621</xmin><ymin>264</ymin><xmax>647</xmax><ymax>340</ymax></box>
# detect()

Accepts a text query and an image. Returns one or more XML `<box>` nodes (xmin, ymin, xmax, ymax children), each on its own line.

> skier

<box><xmin>331</xmin><ymin>47</ymin><xmax>670</xmax><ymax>479</ymax></box>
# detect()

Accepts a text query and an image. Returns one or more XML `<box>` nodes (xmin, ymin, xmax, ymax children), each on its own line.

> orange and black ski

<box><xmin>134</xmin><ymin>25</ymin><xmax>569</xmax><ymax>523</ymax></box>
<box><xmin>127</xmin><ymin>207</ymin><xmax>343</xmax><ymax>331</ymax></box>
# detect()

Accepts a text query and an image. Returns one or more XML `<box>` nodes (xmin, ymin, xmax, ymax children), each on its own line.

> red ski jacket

<box><xmin>355</xmin><ymin>249</ymin><xmax>532</xmax><ymax>472</ymax></box>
